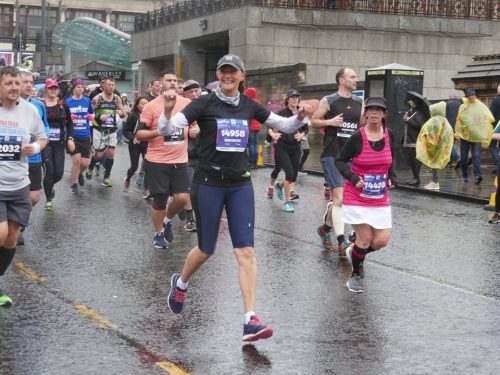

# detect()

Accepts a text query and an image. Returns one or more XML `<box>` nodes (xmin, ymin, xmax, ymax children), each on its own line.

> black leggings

<box><xmin>126</xmin><ymin>141</ymin><xmax>148</xmax><ymax>181</ymax></box>
<box><xmin>273</xmin><ymin>144</ymin><xmax>301</xmax><ymax>181</ymax></box>
<box><xmin>42</xmin><ymin>142</ymin><xmax>66</xmax><ymax>200</ymax></box>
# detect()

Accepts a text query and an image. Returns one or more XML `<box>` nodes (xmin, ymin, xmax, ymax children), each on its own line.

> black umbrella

<box><xmin>405</xmin><ymin>90</ymin><xmax>431</xmax><ymax>119</ymax></box>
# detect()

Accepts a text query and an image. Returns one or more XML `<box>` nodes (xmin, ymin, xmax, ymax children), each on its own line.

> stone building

<box><xmin>131</xmin><ymin>1</ymin><xmax>500</xmax><ymax>100</ymax></box>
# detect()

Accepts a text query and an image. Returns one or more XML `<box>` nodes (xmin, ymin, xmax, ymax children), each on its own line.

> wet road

<box><xmin>1</xmin><ymin>143</ymin><xmax>499</xmax><ymax>375</ymax></box>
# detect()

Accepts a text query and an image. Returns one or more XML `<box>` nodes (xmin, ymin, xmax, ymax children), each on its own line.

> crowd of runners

<box><xmin>1</xmin><ymin>55</ymin><xmax>498</xmax><ymax>342</ymax></box>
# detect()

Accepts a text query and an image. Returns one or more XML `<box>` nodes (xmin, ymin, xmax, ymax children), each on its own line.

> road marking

<box><xmin>15</xmin><ymin>262</ymin><xmax>45</xmax><ymax>282</ymax></box>
<box><xmin>73</xmin><ymin>303</ymin><xmax>118</xmax><ymax>330</ymax></box>
<box><xmin>15</xmin><ymin>262</ymin><xmax>191</xmax><ymax>374</ymax></box>
<box><xmin>155</xmin><ymin>361</ymin><xmax>191</xmax><ymax>375</ymax></box>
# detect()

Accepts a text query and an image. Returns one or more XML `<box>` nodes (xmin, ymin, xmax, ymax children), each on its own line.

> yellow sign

<box><xmin>367</xmin><ymin>70</ymin><xmax>385</xmax><ymax>76</ymax></box>
<box><xmin>391</xmin><ymin>70</ymin><xmax>423</xmax><ymax>76</ymax></box>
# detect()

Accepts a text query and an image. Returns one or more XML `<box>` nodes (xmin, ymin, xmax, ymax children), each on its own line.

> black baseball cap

<box><xmin>286</xmin><ymin>89</ymin><xmax>300</xmax><ymax>98</ymax></box>
<box><xmin>365</xmin><ymin>97</ymin><xmax>387</xmax><ymax>110</ymax></box>
<box><xmin>217</xmin><ymin>54</ymin><xmax>245</xmax><ymax>72</ymax></box>
<box><xmin>464</xmin><ymin>88</ymin><xmax>476</xmax><ymax>97</ymax></box>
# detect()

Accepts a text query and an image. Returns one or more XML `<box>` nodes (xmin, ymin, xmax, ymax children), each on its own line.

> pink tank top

<box><xmin>343</xmin><ymin>126</ymin><xmax>392</xmax><ymax>207</ymax></box>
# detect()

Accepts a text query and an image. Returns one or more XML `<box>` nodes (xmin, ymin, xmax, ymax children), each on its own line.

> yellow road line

<box><xmin>155</xmin><ymin>361</ymin><xmax>191</xmax><ymax>375</ymax></box>
<box><xmin>15</xmin><ymin>262</ymin><xmax>45</xmax><ymax>282</ymax></box>
<box><xmin>73</xmin><ymin>303</ymin><xmax>117</xmax><ymax>330</ymax></box>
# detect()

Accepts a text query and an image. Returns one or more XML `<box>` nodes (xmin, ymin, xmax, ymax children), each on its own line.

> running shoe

<box><xmin>290</xmin><ymin>191</ymin><xmax>300</xmax><ymax>202</ymax></box>
<box><xmin>85</xmin><ymin>168</ymin><xmax>93</xmax><ymax>180</ymax></box>
<box><xmin>338</xmin><ymin>240</ymin><xmax>352</xmax><ymax>257</ymax></box>
<box><xmin>0</xmin><ymin>291</ymin><xmax>12</xmax><ymax>307</ymax></box>
<box><xmin>163</xmin><ymin>221</ymin><xmax>174</xmax><ymax>242</ymax></box>
<box><xmin>177</xmin><ymin>209</ymin><xmax>187</xmax><ymax>221</ymax></box>
<box><xmin>475</xmin><ymin>176</ymin><xmax>483</xmax><ymax>185</ymax></box>
<box><xmin>70</xmin><ymin>183</ymin><xmax>78</xmax><ymax>194</ymax></box>
<box><xmin>267</xmin><ymin>186</ymin><xmax>274</xmax><ymax>199</ymax></box>
<box><xmin>102</xmin><ymin>178</ymin><xmax>112</xmax><ymax>187</ymax></box>
<box><xmin>424</xmin><ymin>181</ymin><xmax>440</xmax><ymax>190</ymax></box>
<box><xmin>44</xmin><ymin>200</ymin><xmax>53</xmax><ymax>211</ymax></box>
<box><xmin>153</xmin><ymin>232</ymin><xmax>168</xmax><ymax>249</ymax></box>
<box><xmin>242</xmin><ymin>315</ymin><xmax>273</xmax><ymax>342</ymax></box>
<box><xmin>184</xmin><ymin>220</ymin><xmax>197</xmax><ymax>232</ymax></box>
<box><xmin>95</xmin><ymin>163</ymin><xmax>101</xmax><ymax>177</ymax></box>
<box><xmin>168</xmin><ymin>273</ymin><xmax>186</xmax><ymax>314</ymax></box>
<box><xmin>274</xmin><ymin>182</ymin><xmax>284</xmax><ymax>200</ymax></box>
<box><xmin>346</xmin><ymin>274</ymin><xmax>364</xmax><ymax>293</ymax></box>
<box><xmin>136</xmin><ymin>172</ymin><xmax>145</xmax><ymax>188</ymax></box>
<box><xmin>123</xmin><ymin>178</ymin><xmax>130</xmax><ymax>192</ymax></box>
<box><xmin>142</xmin><ymin>189</ymin><xmax>152</xmax><ymax>200</ymax></box>
<box><xmin>346</xmin><ymin>244</ymin><xmax>364</xmax><ymax>278</ymax></box>
<box><xmin>488</xmin><ymin>213</ymin><xmax>500</xmax><ymax>224</ymax></box>
<box><xmin>322</xmin><ymin>201</ymin><xmax>333</xmax><ymax>224</ymax></box>
<box><xmin>78</xmin><ymin>173</ymin><xmax>85</xmax><ymax>186</ymax></box>
<box><xmin>282</xmin><ymin>202</ymin><xmax>295</xmax><ymax>212</ymax></box>
<box><xmin>317</xmin><ymin>226</ymin><xmax>334</xmax><ymax>252</ymax></box>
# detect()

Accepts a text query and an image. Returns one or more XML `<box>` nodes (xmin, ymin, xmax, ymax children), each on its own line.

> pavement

<box><xmin>0</xmin><ymin>143</ymin><xmax>499</xmax><ymax>375</ymax></box>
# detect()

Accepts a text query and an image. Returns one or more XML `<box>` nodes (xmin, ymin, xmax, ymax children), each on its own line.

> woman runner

<box><xmin>335</xmin><ymin>97</ymin><xmax>396</xmax><ymax>293</ymax></box>
<box><xmin>158</xmin><ymin>54</ymin><xmax>309</xmax><ymax>341</ymax></box>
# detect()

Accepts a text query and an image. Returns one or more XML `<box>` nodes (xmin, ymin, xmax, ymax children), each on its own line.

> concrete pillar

<box><xmin>105</xmin><ymin>10</ymin><xmax>112</xmax><ymax>25</ymax></box>
<box><xmin>64</xmin><ymin>47</ymin><xmax>71</xmax><ymax>74</ymax></box>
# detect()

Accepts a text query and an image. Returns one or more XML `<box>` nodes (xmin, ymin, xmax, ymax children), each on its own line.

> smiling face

<box><xmin>45</xmin><ymin>85</ymin><xmax>58</xmax><ymax>100</ymax></box>
<box><xmin>216</xmin><ymin>65</ymin><xmax>245</xmax><ymax>96</ymax></box>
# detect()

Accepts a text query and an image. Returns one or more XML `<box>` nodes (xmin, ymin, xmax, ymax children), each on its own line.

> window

<box><xmin>0</xmin><ymin>6</ymin><xmax>13</xmax><ymax>38</ymax></box>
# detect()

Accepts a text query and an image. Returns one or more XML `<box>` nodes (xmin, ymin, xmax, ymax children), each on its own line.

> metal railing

<box><xmin>135</xmin><ymin>0</ymin><xmax>500</xmax><ymax>31</ymax></box>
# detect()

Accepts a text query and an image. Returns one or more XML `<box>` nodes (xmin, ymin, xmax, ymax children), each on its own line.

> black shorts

<box><xmin>28</xmin><ymin>163</ymin><xmax>43</xmax><ymax>191</ymax></box>
<box><xmin>146</xmin><ymin>161</ymin><xmax>190</xmax><ymax>196</ymax></box>
<box><xmin>71</xmin><ymin>137</ymin><xmax>92</xmax><ymax>159</ymax></box>
<box><xmin>0</xmin><ymin>185</ymin><xmax>32</xmax><ymax>227</ymax></box>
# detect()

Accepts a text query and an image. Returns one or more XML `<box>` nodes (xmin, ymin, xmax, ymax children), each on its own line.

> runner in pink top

<box><xmin>335</xmin><ymin>97</ymin><xmax>397</xmax><ymax>293</ymax></box>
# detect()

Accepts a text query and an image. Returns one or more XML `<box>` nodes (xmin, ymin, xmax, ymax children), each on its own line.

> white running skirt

<box><xmin>342</xmin><ymin>205</ymin><xmax>392</xmax><ymax>229</ymax></box>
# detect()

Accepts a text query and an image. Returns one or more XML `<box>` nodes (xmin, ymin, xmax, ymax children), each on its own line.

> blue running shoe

<box><xmin>282</xmin><ymin>202</ymin><xmax>295</xmax><ymax>212</ymax></box>
<box><xmin>163</xmin><ymin>221</ymin><xmax>173</xmax><ymax>242</ymax></box>
<box><xmin>242</xmin><ymin>315</ymin><xmax>273</xmax><ymax>342</ymax></box>
<box><xmin>136</xmin><ymin>172</ymin><xmax>145</xmax><ymax>188</ymax></box>
<box><xmin>153</xmin><ymin>233</ymin><xmax>168</xmax><ymax>249</ymax></box>
<box><xmin>168</xmin><ymin>273</ymin><xmax>187</xmax><ymax>314</ymax></box>
<box><xmin>274</xmin><ymin>182</ymin><xmax>284</xmax><ymax>200</ymax></box>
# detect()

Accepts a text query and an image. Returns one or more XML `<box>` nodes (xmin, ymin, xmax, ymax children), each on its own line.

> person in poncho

<box><xmin>416</xmin><ymin>101</ymin><xmax>454</xmax><ymax>190</ymax></box>
<box><xmin>455</xmin><ymin>88</ymin><xmax>494</xmax><ymax>184</ymax></box>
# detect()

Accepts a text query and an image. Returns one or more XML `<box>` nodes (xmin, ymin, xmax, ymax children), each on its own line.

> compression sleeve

<box><xmin>158</xmin><ymin>112</ymin><xmax>189</xmax><ymax>136</ymax></box>
<box><xmin>263</xmin><ymin>112</ymin><xmax>308</xmax><ymax>134</ymax></box>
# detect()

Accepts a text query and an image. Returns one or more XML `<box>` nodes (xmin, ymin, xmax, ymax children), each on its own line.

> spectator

<box><xmin>446</xmin><ymin>92</ymin><xmax>462</xmax><ymax>167</ymax></box>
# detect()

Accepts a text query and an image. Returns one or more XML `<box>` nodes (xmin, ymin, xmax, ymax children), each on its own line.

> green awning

<box><xmin>52</xmin><ymin>17</ymin><xmax>131</xmax><ymax>68</ymax></box>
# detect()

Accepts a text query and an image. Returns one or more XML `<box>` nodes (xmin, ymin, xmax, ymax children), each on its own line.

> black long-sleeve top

<box><xmin>123</xmin><ymin>110</ymin><xmax>140</xmax><ymax>141</ymax></box>
<box><xmin>335</xmin><ymin>127</ymin><xmax>397</xmax><ymax>186</ymax></box>
<box><xmin>46</xmin><ymin>101</ymin><xmax>74</xmax><ymax>143</ymax></box>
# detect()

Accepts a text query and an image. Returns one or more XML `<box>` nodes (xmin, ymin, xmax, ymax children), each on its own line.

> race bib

<box><xmin>49</xmin><ymin>128</ymin><xmax>61</xmax><ymax>141</ymax></box>
<box><xmin>73</xmin><ymin>116</ymin><xmax>87</xmax><ymax>131</ymax></box>
<box><xmin>216</xmin><ymin>119</ymin><xmax>249</xmax><ymax>152</ymax></box>
<box><xmin>0</xmin><ymin>135</ymin><xmax>22</xmax><ymax>161</ymax></box>
<box><xmin>103</xmin><ymin>113</ymin><xmax>115</xmax><ymax>127</ymax></box>
<box><xmin>338</xmin><ymin>121</ymin><xmax>358</xmax><ymax>138</ymax></box>
<box><xmin>163</xmin><ymin>128</ymin><xmax>185</xmax><ymax>145</ymax></box>
<box><xmin>360</xmin><ymin>174</ymin><xmax>387</xmax><ymax>199</ymax></box>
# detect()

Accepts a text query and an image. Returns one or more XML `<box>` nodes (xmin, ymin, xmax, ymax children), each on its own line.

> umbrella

<box><xmin>405</xmin><ymin>90</ymin><xmax>431</xmax><ymax>119</ymax></box>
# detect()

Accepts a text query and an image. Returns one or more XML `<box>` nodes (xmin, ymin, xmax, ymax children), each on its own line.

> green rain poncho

<box><xmin>455</xmin><ymin>98</ymin><xmax>494</xmax><ymax>148</ymax></box>
<box><xmin>416</xmin><ymin>101</ymin><xmax>454</xmax><ymax>169</ymax></box>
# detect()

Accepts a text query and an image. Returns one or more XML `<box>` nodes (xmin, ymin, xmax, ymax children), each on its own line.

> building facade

<box><xmin>131</xmin><ymin>1</ymin><xmax>500</xmax><ymax>100</ymax></box>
